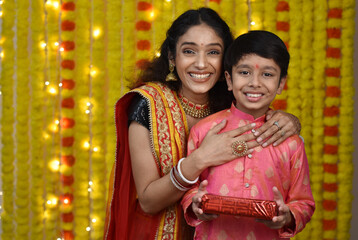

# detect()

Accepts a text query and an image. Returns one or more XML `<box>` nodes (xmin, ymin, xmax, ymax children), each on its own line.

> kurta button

<box><xmin>248</xmin><ymin>154</ymin><xmax>252</xmax><ymax>158</ymax></box>
<box><xmin>245</xmin><ymin>183</ymin><xmax>250</xmax><ymax>188</ymax></box>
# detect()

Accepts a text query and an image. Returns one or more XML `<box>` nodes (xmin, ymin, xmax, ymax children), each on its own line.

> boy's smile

<box><xmin>225</xmin><ymin>54</ymin><xmax>286</xmax><ymax>119</ymax></box>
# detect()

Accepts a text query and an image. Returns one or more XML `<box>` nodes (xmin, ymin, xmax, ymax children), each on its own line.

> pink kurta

<box><xmin>182</xmin><ymin>104</ymin><xmax>315</xmax><ymax>240</ymax></box>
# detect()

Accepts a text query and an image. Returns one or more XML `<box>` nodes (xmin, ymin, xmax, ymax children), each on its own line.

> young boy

<box><xmin>181</xmin><ymin>31</ymin><xmax>315</xmax><ymax>239</ymax></box>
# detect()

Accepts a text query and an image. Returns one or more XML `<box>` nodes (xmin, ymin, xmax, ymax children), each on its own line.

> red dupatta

<box><xmin>104</xmin><ymin>82</ymin><xmax>189</xmax><ymax>240</ymax></box>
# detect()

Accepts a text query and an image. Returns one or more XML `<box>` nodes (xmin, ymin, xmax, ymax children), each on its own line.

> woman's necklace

<box><xmin>178</xmin><ymin>93</ymin><xmax>211</xmax><ymax>118</ymax></box>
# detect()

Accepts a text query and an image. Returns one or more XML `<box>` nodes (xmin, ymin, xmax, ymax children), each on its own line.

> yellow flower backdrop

<box><xmin>0</xmin><ymin>0</ymin><xmax>355</xmax><ymax>239</ymax></box>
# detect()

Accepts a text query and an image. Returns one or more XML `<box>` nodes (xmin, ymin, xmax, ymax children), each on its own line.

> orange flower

<box><xmin>137</xmin><ymin>40</ymin><xmax>151</xmax><ymax>50</ymax></box>
<box><xmin>324</xmin><ymin>126</ymin><xmax>339</xmax><ymax>136</ymax></box>
<box><xmin>62</xmin><ymin>155</ymin><xmax>76</xmax><ymax>166</ymax></box>
<box><xmin>323</xmin><ymin>200</ymin><xmax>337</xmax><ymax>211</ymax></box>
<box><xmin>324</xmin><ymin>106</ymin><xmax>339</xmax><ymax>117</ymax></box>
<box><xmin>326</xmin><ymin>86</ymin><xmax>340</xmax><ymax>97</ymax></box>
<box><xmin>276</xmin><ymin>1</ymin><xmax>289</xmax><ymax>11</ymax></box>
<box><xmin>323</xmin><ymin>183</ymin><xmax>338</xmax><ymax>192</ymax></box>
<box><xmin>136</xmin><ymin>20</ymin><xmax>151</xmax><ymax>31</ymax></box>
<box><xmin>272</xmin><ymin>99</ymin><xmax>287</xmax><ymax>110</ymax></box>
<box><xmin>323</xmin><ymin>163</ymin><xmax>338</xmax><ymax>174</ymax></box>
<box><xmin>328</xmin><ymin>8</ymin><xmax>342</xmax><ymax>19</ymax></box>
<box><xmin>61</xmin><ymin>98</ymin><xmax>75</xmax><ymax>109</ymax></box>
<box><xmin>62</xmin><ymin>79</ymin><xmax>76</xmax><ymax>90</ymax></box>
<box><xmin>324</xmin><ymin>144</ymin><xmax>338</xmax><ymax>154</ymax></box>
<box><xmin>326</xmin><ymin>28</ymin><xmax>341</xmax><ymax>38</ymax></box>
<box><xmin>326</xmin><ymin>47</ymin><xmax>341</xmax><ymax>58</ymax></box>
<box><xmin>276</xmin><ymin>21</ymin><xmax>290</xmax><ymax>31</ymax></box>
<box><xmin>62</xmin><ymin>2</ymin><xmax>75</xmax><ymax>11</ymax></box>
<box><xmin>61</xmin><ymin>20</ymin><xmax>76</xmax><ymax>31</ymax></box>
<box><xmin>323</xmin><ymin>219</ymin><xmax>337</xmax><ymax>231</ymax></box>
<box><xmin>61</xmin><ymin>41</ymin><xmax>75</xmax><ymax>51</ymax></box>
<box><xmin>60</xmin><ymin>118</ymin><xmax>75</xmax><ymax>128</ymax></box>
<box><xmin>137</xmin><ymin>1</ymin><xmax>152</xmax><ymax>11</ymax></box>
<box><xmin>325</xmin><ymin>68</ymin><xmax>340</xmax><ymax>77</ymax></box>
<box><xmin>62</xmin><ymin>136</ymin><xmax>74</xmax><ymax>147</ymax></box>
<box><xmin>61</xmin><ymin>60</ymin><xmax>75</xmax><ymax>70</ymax></box>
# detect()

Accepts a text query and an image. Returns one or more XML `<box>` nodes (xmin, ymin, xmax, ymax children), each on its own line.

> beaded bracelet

<box><xmin>177</xmin><ymin>158</ymin><xmax>199</xmax><ymax>185</ymax></box>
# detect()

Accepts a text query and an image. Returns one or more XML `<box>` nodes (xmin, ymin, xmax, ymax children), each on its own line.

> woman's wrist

<box><xmin>185</xmin><ymin>149</ymin><xmax>208</xmax><ymax>176</ymax></box>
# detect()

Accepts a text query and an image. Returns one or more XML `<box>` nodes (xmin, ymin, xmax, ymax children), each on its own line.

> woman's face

<box><xmin>174</xmin><ymin>23</ymin><xmax>224</xmax><ymax>103</ymax></box>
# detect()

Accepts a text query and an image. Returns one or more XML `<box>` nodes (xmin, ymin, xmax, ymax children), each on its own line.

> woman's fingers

<box><xmin>227</xmin><ymin>123</ymin><xmax>256</xmax><ymax>138</ymax></box>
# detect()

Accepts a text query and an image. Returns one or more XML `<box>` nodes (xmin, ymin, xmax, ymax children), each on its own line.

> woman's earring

<box><xmin>165</xmin><ymin>63</ymin><xmax>177</xmax><ymax>82</ymax></box>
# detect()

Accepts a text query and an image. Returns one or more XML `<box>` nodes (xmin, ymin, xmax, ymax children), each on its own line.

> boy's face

<box><xmin>225</xmin><ymin>54</ymin><xmax>286</xmax><ymax>119</ymax></box>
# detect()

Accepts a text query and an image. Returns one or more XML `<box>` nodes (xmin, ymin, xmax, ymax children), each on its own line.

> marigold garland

<box><xmin>0</xmin><ymin>0</ymin><xmax>16</xmax><ymax>239</ymax></box>
<box><xmin>73</xmin><ymin>0</ymin><xmax>91</xmax><ymax>238</ymax></box>
<box><xmin>15</xmin><ymin>1</ymin><xmax>31</xmax><ymax>238</ymax></box>
<box><xmin>337</xmin><ymin>0</ymin><xmax>355</xmax><ymax>239</ymax></box>
<box><xmin>90</xmin><ymin>0</ymin><xmax>107</xmax><ymax>238</ymax></box>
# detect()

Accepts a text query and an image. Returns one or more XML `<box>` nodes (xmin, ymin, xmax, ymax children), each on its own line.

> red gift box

<box><xmin>201</xmin><ymin>194</ymin><xmax>278</xmax><ymax>220</ymax></box>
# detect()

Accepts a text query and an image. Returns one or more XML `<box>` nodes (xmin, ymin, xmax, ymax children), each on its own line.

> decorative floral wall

<box><xmin>0</xmin><ymin>0</ymin><xmax>355</xmax><ymax>239</ymax></box>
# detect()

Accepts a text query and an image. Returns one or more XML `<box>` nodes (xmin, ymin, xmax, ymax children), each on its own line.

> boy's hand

<box><xmin>192</xmin><ymin>180</ymin><xmax>218</xmax><ymax>221</ymax></box>
<box><xmin>256</xmin><ymin>187</ymin><xmax>295</xmax><ymax>230</ymax></box>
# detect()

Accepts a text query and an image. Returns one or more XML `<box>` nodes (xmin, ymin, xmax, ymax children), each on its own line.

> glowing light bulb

<box><xmin>52</xmin><ymin>1</ymin><xmax>59</xmax><ymax>8</ymax></box>
<box><xmin>59</xmin><ymin>47</ymin><xmax>64</xmax><ymax>52</ymax></box>
<box><xmin>89</xmin><ymin>181</ymin><xmax>93</xmax><ymax>186</ymax></box>
<box><xmin>90</xmin><ymin>69</ymin><xmax>97</xmax><ymax>77</ymax></box>
<box><xmin>93</xmin><ymin>29</ymin><xmax>101</xmax><ymax>38</ymax></box>
<box><xmin>0</xmin><ymin>91</ymin><xmax>2</xmax><ymax>95</ymax></box>
<box><xmin>88</xmin><ymin>187</ymin><xmax>92</xmax><ymax>192</ymax></box>
<box><xmin>49</xmin><ymin>87</ymin><xmax>57</xmax><ymax>94</ymax></box>
<box><xmin>0</xmin><ymin>51</ymin><xmax>4</xmax><ymax>59</ymax></box>
<box><xmin>83</xmin><ymin>141</ymin><xmax>90</xmax><ymax>149</ymax></box>
<box><xmin>45</xmin><ymin>81</ymin><xmax>50</xmax><ymax>86</ymax></box>
<box><xmin>54</xmin><ymin>42</ymin><xmax>59</xmax><ymax>46</ymax></box>
<box><xmin>63</xmin><ymin>198</ymin><xmax>69</xmax><ymax>204</ymax></box>
<box><xmin>149</xmin><ymin>11</ymin><xmax>155</xmax><ymax>20</ymax></box>
<box><xmin>49</xmin><ymin>159</ymin><xmax>60</xmax><ymax>171</ymax></box>
<box><xmin>165</xmin><ymin>0</ymin><xmax>171</xmax><ymax>2</ymax></box>
<box><xmin>92</xmin><ymin>218</ymin><xmax>97</xmax><ymax>223</ymax></box>
<box><xmin>59</xmin><ymin>83</ymin><xmax>63</xmax><ymax>87</ymax></box>
<box><xmin>85</xmin><ymin>110</ymin><xmax>90</xmax><ymax>114</ymax></box>
<box><xmin>47</xmin><ymin>200</ymin><xmax>52</xmax><ymax>205</ymax></box>
<box><xmin>93</xmin><ymin>147</ymin><xmax>99</xmax><ymax>152</ymax></box>
<box><xmin>41</xmin><ymin>42</ymin><xmax>47</xmax><ymax>48</ymax></box>
<box><xmin>155</xmin><ymin>52</ymin><xmax>161</xmax><ymax>57</ymax></box>
<box><xmin>43</xmin><ymin>132</ymin><xmax>50</xmax><ymax>140</ymax></box>
<box><xmin>86</xmin><ymin>102</ymin><xmax>91</xmax><ymax>107</ymax></box>
<box><xmin>55</xmin><ymin>119</ymin><xmax>60</xmax><ymax>125</ymax></box>
<box><xmin>86</xmin><ymin>227</ymin><xmax>91</xmax><ymax>232</ymax></box>
<box><xmin>250</xmin><ymin>21</ymin><xmax>256</xmax><ymax>26</ymax></box>
<box><xmin>0</xmin><ymin>1</ymin><xmax>3</xmax><ymax>5</ymax></box>
<box><xmin>0</xmin><ymin>11</ymin><xmax>3</xmax><ymax>17</ymax></box>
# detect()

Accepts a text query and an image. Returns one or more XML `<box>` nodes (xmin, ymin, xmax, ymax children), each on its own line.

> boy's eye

<box><xmin>263</xmin><ymin>72</ymin><xmax>274</xmax><ymax>77</ymax></box>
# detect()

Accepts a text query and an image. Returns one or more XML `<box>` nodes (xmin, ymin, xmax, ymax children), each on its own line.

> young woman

<box><xmin>104</xmin><ymin>8</ymin><xmax>301</xmax><ymax>240</ymax></box>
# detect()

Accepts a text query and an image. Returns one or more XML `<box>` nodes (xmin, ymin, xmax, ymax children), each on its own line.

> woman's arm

<box><xmin>254</xmin><ymin>110</ymin><xmax>301</xmax><ymax>147</ymax></box>
<box><xmin>129</xmin><ymin>122</ymin><xmax>184</xmax><ymax>214</ymax></box>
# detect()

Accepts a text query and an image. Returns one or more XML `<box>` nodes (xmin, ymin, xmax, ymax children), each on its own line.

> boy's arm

<box><xmin>279</xmin><ymin>139</ymin><xmax>315</xmax><ymax>238</ymax></box>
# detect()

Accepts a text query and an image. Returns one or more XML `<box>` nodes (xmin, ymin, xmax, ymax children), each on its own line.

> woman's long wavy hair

<box><xmin>132</xmin><ymin>7</ymin><xmax>234</xmax><ymax>112</ymax></box>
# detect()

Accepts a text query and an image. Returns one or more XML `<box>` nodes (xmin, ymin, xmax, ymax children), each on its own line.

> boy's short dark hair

<box><xmin>224</xmin><ymin>30</ymin><xmax>290</xmax><ymax>80</ymax></box>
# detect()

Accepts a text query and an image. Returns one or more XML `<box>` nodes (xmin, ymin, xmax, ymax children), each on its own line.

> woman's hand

<box><xmin>192</xmin><ymin>180</ymin><xmax>218</xmax><ymax>221</ymax></box>
<box><xmin>256</xmin><ymin>187</ymin><xmax>295</xmax><ymax>230</ymax></box>
<box><xmin>254</xmin><ymin>110</ymin><xmax>301</xmax><ymax>147</ymax></box>
<box><xmin>191</xmin><ymin>119</ymin><xmax>259</xmax><ymax>171</ymax></box>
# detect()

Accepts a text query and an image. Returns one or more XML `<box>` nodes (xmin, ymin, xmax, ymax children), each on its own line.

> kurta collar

<box><xmin>229</xmin><ymin>102</ymin><xmax>266</xmax><ymax>123</ymax></box>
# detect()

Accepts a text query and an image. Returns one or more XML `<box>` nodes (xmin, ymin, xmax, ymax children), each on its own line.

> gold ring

<box><xmin>232</xmin><ymin>140</ymin><xmax>248</xmax><ymax>157</ymax></box>
<box><xmin>273</xmin><ymin>121</ymin><xmax>281</xmax><ymax>130</ymax></box>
